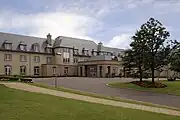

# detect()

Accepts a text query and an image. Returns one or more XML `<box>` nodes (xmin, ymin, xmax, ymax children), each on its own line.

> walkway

<box><xmin>2</xmin><ymin>82</ymin><xmax>180</xmax><ymax>117</ymax></box>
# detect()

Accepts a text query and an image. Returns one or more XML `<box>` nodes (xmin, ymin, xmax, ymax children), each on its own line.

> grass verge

<box><xmin>30</xmin><ymin>82</ymin><xmax>180</xmax><ymax>111</ymax></box>
<box><xmin>0</xmin><ymin>84</ymin><xmax>180</xmax><ymax>120</ymax></box>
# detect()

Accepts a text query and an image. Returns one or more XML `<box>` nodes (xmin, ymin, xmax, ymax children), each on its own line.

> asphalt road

<box><xmin>33</xmin><ymin>77</ymin><xmax>180</xmax><ymax>108</ymax></box>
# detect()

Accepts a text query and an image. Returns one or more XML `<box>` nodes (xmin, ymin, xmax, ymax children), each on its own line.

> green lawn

<box><xmin>0</xmin><ymin>85</ymin><xmax>180</xmax><ymax>120</ymax></box>
<box><xmin>108</xmin><ymin>80</ymin><xmax>180</xmax><ymax>96</ymax></box>
<box><xmin>31</xmin><ymin>83</ymin><xmax>180</xmax><ymax>111</ymax></box>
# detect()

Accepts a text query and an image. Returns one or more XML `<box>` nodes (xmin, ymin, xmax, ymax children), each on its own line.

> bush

<box><xmin>131</xmin><ymin>81</ymin><xmax>167</xmax><ymax>88</ymax></box>
<box><xmin>167</xmin><ymin>77</ymin><xmax>176</xmax><ymax>81</ymax></box>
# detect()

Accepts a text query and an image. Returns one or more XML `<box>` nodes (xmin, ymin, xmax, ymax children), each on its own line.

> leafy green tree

<box><xmin>169</xmin><ymin>40</ymin><xmax>180</xmax><ymax>73</ymax></box>
<box><xmin>130</xmin><ymin>18</ymin><xmax>171</xmax><ymax>83</ymax></box>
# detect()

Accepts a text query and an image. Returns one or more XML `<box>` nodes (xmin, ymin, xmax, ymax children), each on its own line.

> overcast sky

<box><xmin>0</xmin><ymin>0</ymin><xmax>179</xmax><ymax>49</ymax></box>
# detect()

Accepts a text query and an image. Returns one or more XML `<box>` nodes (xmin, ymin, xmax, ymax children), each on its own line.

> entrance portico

<box><xmin>78</xmin><ymin>60</ymin><xmax>123</xmax><ymax>77</ymax></box>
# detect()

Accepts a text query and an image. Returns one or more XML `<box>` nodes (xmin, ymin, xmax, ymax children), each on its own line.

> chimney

<box><xmin>47</xmin><ymin>33</ymin><xmax>52</xmax><ymax>45</ymax></box>
<box><xmin>97</xmin><ymin>42</ymin><xmax>103</xmax><ymax>52</ymax></box>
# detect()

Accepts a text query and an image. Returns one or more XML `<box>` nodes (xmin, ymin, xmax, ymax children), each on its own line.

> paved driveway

<box><xmin>33</xmin><ymin>77</ymin><xmax>180</xmax><ymax>108</ymax></box>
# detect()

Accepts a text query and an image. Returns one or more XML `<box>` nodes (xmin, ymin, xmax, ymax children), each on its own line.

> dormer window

<box><xmin>82</xmin><ymin>48</ymin><xmax>89</xmax><ymax>56</ymax></box>
<box><xmin>91</xmin><ymin>49</ymin><xmax>94</xmax><ymax>56</ymax></box>
<box><xmin>19</xmin><ymin>41</ymin><xmax>27</xmax><ymax>51</ymax></box>
<box><xmin>4</xmin><ymin>40</ymin><xmax>12</xmax><ymax>50</ymax></box>
<box><xmin>73</xmin><ymin>49</ymin><xmax>78</xmax><ymax>55</ymax></box>
<box><xmin>32</xmin><ymin>43</ymin><xmax>40</xmax><ymax>52</ymax></box>
<box><xmin>45</xmin><ymin>47</ymin><xmax>52</xmax><ymax>53</ymax></box>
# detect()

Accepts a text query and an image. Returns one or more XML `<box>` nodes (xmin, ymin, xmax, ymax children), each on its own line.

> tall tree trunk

<box><xmin>139</xmin><ymin>66</ymin><xmax>142</xmax><ymax>82</ymax></box>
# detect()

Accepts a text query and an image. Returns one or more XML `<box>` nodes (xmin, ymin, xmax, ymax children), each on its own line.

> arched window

<box><xmin>20</xmin><ymin>66</ymin><xmax>26</xmax><ymax>75</ymax></box>
<box><xmin>34</xmin><ymin>66</ymin><xmax>40</xmax><ymax>75</ymax></box>
<box><xmin>4</xmin><ymin>65</ymin><xmax>12</xmax><ymax>75</ymax></box>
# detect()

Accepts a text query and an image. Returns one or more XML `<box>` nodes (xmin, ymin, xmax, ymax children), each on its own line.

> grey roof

<box><xmin>0</xmin><ymin>32</ymin><xmax>125</xmax><ymax>56</ymax></box>
<box><xmin>55</xmin><ymin>36</ymin><xmax>97</xmax><ymax>55</ymax></box>
<box><xmin>102</xmin><ymin>46</ymin><xmax>125</xmax><ymax>56</ymax></box>
<box><xmin>0</xmin><ymin>32</ymin><xmax>51</xmax><ymax>52</ymax></box>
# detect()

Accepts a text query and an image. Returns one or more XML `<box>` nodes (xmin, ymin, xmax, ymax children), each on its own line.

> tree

<box><xmin>130</xmin><ymin>27</ymin><xmax>148</xmax><ymax>81</ymax></box>
<box><xmin>122</xmin><ymin>48</ymin><xmax>145</xmax><ymax>81</ymax></box>
<box><xmin>130</xmin><ymin>18</ymin><xmax>171</xmax><ymax>83</ymax></box>
<box><xmin>169</xmin><ymin>40</ymin><xmax>180</xmax><ymax>73</ymax></box>
<box><xmin>121</xmin><ymin>49</ymin><xmax>135</xmax><ymax>77</ymax></box>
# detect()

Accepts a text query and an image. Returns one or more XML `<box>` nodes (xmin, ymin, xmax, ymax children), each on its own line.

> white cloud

<box><xmin>105</xmin><ymin>34</ymin><xmax>132</xmax><ymax>49</ymax></box>
<box><xmin>0</xmin><ymin>11</ymin><xmax>102</xmax><ymax>41</ymax></box>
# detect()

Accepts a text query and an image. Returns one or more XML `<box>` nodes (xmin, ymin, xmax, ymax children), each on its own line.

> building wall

<box><xmin>0</xmin><ymin>51</ymin><xmax>53</xmax><ymax>76</ymax></box>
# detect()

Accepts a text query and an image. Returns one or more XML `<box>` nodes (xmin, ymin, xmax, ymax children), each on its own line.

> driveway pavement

<box><xmin>33</xmin><ymin>77</ymin><xmax>180</xmax><ymax>108</ymax></box>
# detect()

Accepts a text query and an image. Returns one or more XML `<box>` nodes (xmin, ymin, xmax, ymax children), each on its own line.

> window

<box><xmin>64</xmin><ymin>67</ymin><xmax>68</xmax><ymax>75</ymax></box>
<box><xmin>53</xmin><ymin>67</ymin><xmax>56</xmax><ymax>75</ymax></box>
<box><xmin>4</xmin><ymin>54</ymin><xmax>12</xmax><ymax>61</ymax></box>
<box><xmin>82</xmin><ymin>49</ymin><xmax>89</xmax><ymax>56</ymax></box>
<box><xmin>63</xmin><ymin>58</ymin><xmax>70</xmax><ymax>63</ymax></box>
<box><xmin>33</xmin><ymin>44</ymin><xmax>39</xmax><ymax>52</ymax></box>
<box><xmin>20</xmin><ymin>66</ymin><xmax>26</xmax><ymax>75</ymax></box>
<box><xmin>34</xmin><ymin>66</ymin><xmax>40</xmax><ymax>75</ymax></box>
<box><xmin>73</xmin><ymin>49</ymin><xmax>78</xmax><ymax>54</ymax></box>
<box><xmin>20</xmin><ymin>55</ymin><xmax>27</xmax><ymax>62</ymax></box>
<box><xmin>34</xmin><ymin>56</ymin><xmax>40</xmax><ymax>63</ymax></box>
<box><xmin>45</xmin><ymin>47</ymin><xmax>52</xmax><ymax>53</ymax></box>
<box><xmin>46</xmin><ymin>57</ymin><xmax>52</xmax><ymax>64</ymax></box>
<box><xmin>63</xmin><ymin>48</ymin><xmax>70</xmax><ymax>52</ymax></box>
<box><xmin>20</xmin><ymin>45</ymin><xmax>26</xmax><ymax>51</ymax></box>
<box><xmin>5</xmin><ymin>43</ymin><xmax>12</xmax><ymax>50</ymax></box>
<box><xmin>73</xmin><ymin>58</ymin><xmax>78</xmax><ymax>63</ymax></box>
<box><xmin>5</xmin><ymin>65</ymin><xmax>11</xmax><ymax>75</ymax></box>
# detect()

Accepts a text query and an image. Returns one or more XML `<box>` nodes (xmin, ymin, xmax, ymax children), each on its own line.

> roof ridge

<box><xmin>0</xmin><ymin>32</ymin><xmax>46</xmax><ymax>40</ymax></box>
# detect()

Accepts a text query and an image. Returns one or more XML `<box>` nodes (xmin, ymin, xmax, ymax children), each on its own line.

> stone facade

<box><xmin>0</xmin><ymin>32</ymin><xmax>124</xmax><ymax>77</ymax></box>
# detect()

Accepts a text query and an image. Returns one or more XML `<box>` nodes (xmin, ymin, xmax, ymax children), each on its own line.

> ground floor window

<box><xmin>53</xmin><ymin>67</ymin><xmax>56</xmax><ymax>75</ymax></box>
<box><xmin>64</xmin><ymin>67</ymin><xmax>68</xmax><ymax>75</ymax></box>
<box><xmin>5</xmin><ymin>65</ymin><xmax>11</xmax><ymax>75</ymax></box>
<box><xmin>34</xmin><ymin>66</ymin><xmax>40</xmax><ymax>75</ymax></box>
<box><xmin>20</xmin><ymin>66</ymin><xmax>26</xmax><ymax>75</ymax></box>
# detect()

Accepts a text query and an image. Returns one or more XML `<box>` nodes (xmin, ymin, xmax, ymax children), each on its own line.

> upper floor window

<box><xmin>46</xmin><ymin>57</ymin><xmax>52</xmax><ymax>64</ymax></box>
<box><xmin>4</xmin><ymin>54</ymin><xmax>12</xmax><ymax>61</ymax></box>
<box><xmin>63</xmin><ymin>58</ymin><xmax>70</xmax><ymax>63</ymax></box>
<box><xmin>34</xmin><ymin>56</ymin><xmax>40</xmax><ymax>63</ymax></box>
<box><xmin>73</xmin><ymin>58</ymin><xmax>78</xmax><ymax>63</ymax></box>
<box><xmin>73</xmin><ymin>49</ymin><xmax>78</xmax><ymax>55</ymax></box>
<box><xmin>63</xmin><ymin>48</ymin><xmax>70</xmax><ymax>53</ymax></box>
<box><xmin>20</xmin><ymin>55</ymin><xmax>27</xmax><ymax>62</ymax></box>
